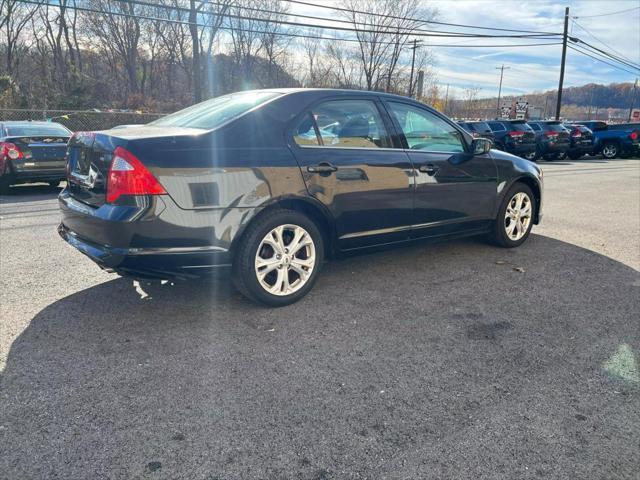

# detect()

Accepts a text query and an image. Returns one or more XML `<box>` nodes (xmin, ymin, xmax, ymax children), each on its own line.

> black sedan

<box><xmin>59</xmin><ymin>89</ymin><xmax>543</xmax><ymax>306</ymax></box>
<box><xmin>0</xmin><ymin>121</ymin><xmax>71</xmax><ymax>193</ymax></box>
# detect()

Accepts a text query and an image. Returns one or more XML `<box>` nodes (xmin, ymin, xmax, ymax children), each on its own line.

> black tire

<box><xmin>568</xmin><ymin>151</ymin><xmax>583</xmax><ymax>160</ymax></box>
<box><xmin>601</xmin><ymin>141</ymin><xmax>619</xmax><ymax>159</ymax></box>
<box><xmin>557</xmin><ymin>151</ymin><xmax>567</xmax><ymax>160</ymax></box>
<box><xmin>233</xmin><ymin>209</ymin><xmax>325</xmax><ymax>307</ymax></box>
<box><xmin>0</xmin><ymin>176</ymin><xmax>10</xmax><ymax>195</ymax></box>
<box><xmin>48</xmin><ymin>180</ymin><xmax>61</xmax><ymax>188</ymax></box>
<box><xmin>488</xmin><ymin>183</ymin><xmax>537</xmax><ymax>248</ymax></box>
<box><xmin>523</xmin><ymin>150</ymin><xmax>538</xmax><ymax>162</ymax></box>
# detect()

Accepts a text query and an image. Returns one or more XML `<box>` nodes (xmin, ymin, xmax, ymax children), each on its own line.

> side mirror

<box><xmin>472</xmin><ymin>138</ymin><xmax>492</xmax><ymax>155</ymax></box>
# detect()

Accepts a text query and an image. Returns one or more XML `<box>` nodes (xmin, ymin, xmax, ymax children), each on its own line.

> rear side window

<box><xmin>306</xmin><ymin>99</ymin><xmax>391</xmax><ymax>149</ymax></box>
<box><xmin>529</xmin><ymin>123</ymin><xmax>542</xmax><ymax>131</ymax></box>
<box><xmin>387</xmin><ymin>102</ymin><xmax>465</xmax><ymax>152</ymax></box>
<box><xmin>5</xmin><ymin>124</ymin><xmax>71</xmax><ymax>137</ymax></box>
<box><xmin>487</xmin><ymin>121</ymin><xmax>506</xmax><ymax>132</ymax></box>
<box><xmin>293</xmin><ymin>113</ymin><xmax>320</xmax><ymax>146</ymax></box>
<box><xmin>150</xmin><ymin>91</ymin><xmax>281</xmax><ymax>130</ymax></box>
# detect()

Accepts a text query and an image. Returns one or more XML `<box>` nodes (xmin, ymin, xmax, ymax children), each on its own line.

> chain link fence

<box><xmin>0</xmin><ymin>109</ymin><xmax>166</xmax><ymax>132</ymax></box>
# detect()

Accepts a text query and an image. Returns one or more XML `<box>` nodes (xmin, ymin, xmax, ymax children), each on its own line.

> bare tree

<box><xmin>1</xmin><ymin>0</ymin><xmax>41</xmax><ymax>75</ymax></box>
<box><xmin>463</xmin><ymin>86</ymin><xmax>482</xmax><ymax>119</ymax></box>
<box><xmin>340</xmin><ymin>0</ymin><xmax>436</xmax><ymax>92</ymax></box>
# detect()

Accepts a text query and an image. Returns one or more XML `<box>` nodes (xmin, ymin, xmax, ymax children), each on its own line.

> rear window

<box><xmin>150</xmin><ymin>91</ymin><xmax>281</xmax><ymax>130</ymax></box>
<box><xmin>470</xmin><ymin>122</ymin><xmax>491</xmax><ymax>132</ymax></box>
<box><xmin>5</xmin><ymin>124</ymin><xmax>71</xmax><ymax>137</ymax></box>
<box><xmin>530</xmin><ymin>123</ymin><xmax>542</xmax><ymax>131</ymax></box>
<box><xmin>510</xmin><ymin>121</ymin><xmax>533</xmax><ymax>131</ymax></box>
<box><xmin>487</xmin><ymin>121</ymin><xmax>506</xmax><ymax>132</ymax></box>
<box><xmin>543</xmin><ymin>122</ymin><xmax>568</xmax><ymax>132</ymax></box>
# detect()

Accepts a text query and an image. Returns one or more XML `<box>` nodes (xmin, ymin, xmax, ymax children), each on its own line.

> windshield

<box><xmin>6</xmin><ymin>124</ymin><xmax>71</xmax><ymax>137</ymax></box>
<box><xmin>150</xmin><ymin>91</ymin><xmax>281</xmax><ymax>130</ymax></box>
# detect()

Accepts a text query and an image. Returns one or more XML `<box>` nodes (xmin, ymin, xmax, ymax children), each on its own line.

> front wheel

<box><xmin>488</xmin><ymin>183</ymin><xmax>536</xmax><ymax>248</ymax></box>
<box><xmin>233</xmin><ymin>209</ymin><xmax>324</xmax><ymax>307</ymax></box>
<box><xmin>601</xmin><ymin>142</ymin><xmax>618</xmax><ymax>159</ymax></box>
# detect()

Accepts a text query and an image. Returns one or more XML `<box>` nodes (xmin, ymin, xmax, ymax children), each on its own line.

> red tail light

<box><xmin>508</xmin><ymin>131</ymin><xmax>525</xmax><ymax>138</ymax></box>
<box><xmin>544</xmin><ymin>131</ymin><xmax>560</xmax><ymax>137</ymax></box>
<box><xmin>630</xmin><ymin>131</ymin><xmax>638</xmax><ymax>141</ymax></box>
<box><xmin>0</xmin><ymin>142</ymin><xmax>24</xmax><ymax>160</ymax></box>
<box><xmin>106</xmin><ymin>146</ymin><xmax>166</xmax><ymax>203</ymax></box>
<box><xmin>571</xmin><ymin>130</ymin><xmax>582</xmax><ymax>138</ymax></box>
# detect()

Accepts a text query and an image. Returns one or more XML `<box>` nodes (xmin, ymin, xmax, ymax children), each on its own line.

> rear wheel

<box><xmin>601</xmin><ymin>142</ymin><xmax>618</xmax><ymax>159</ymax></box>
<box><xmin>568</xmin><ymin>151</ymin><xmax>583</xmax><ymax>160</ymax></box>
<box><xmin>233</xmin><ymin>209</ymin><xmax>324</xmax><ymax>307</ymax></box>
<box><xmin>0</xmin><ymin>175</ymin><xmax>10</xmax><ymax>194</ymax></box>
<box><xmin>488</xmin><ymin>183</ymin><xmax>536</xmax><ymax>248</ymax></box>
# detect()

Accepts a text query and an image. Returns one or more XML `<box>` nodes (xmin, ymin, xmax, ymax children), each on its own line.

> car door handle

<box><xmin>419</xmin><ymin>164</ymin><xmax>439</xmax><ymax>175</ymax></box>
<box><xmin>307</xmin><ymin>163</ymin><xmax>338</xmax><ymax>174</ymax></box>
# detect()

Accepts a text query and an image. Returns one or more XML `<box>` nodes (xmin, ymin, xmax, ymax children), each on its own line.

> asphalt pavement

<box><xmin>1</xmin><ymin>157</ymin><xmax>639</xmax><ymax>479</ymax></box>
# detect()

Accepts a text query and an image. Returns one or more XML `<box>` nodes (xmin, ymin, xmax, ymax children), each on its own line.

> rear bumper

<box><xmin>57</xmin><ymin>189</ymin><xmax>253</xmax><ymax>279</ymax></box>
<box><xmin>506</xmin><ymin>143</ymin><xmax>536</xmax><ymax>156</ymax></box>
<box><xmin>58</xmin><ymin>223</ymin><xmax>232</xmax><ymax>278</ymax></box>
<box><xmin>2</xmin><ymin>168</ymin><xmax>66</xmax><ymax>184</ymax></box>
<box><xmin>539</xmin><ymin>142</ymin><xmax>570</xmax><ymax>154</ymax></box>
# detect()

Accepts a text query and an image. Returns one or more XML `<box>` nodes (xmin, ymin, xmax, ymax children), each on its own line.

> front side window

<box><xmin>387</xmin><ymin>102</ymin><xmax>464</xmax><ymax>152</ymax></box>
<box><xmin>308</xmin><ymin>100</ymin><xmax>391</xmax><ymax>149</ymax></box>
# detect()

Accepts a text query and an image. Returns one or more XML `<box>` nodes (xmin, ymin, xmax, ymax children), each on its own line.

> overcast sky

<box><xmin>291</xmin><ymin>0</ymin><xmax>640</xmax><ymax>98</ymax></box>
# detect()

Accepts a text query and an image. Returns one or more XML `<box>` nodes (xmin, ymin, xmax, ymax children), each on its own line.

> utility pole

<box><xmin>496</xmin><ymin>64</ymin><xmax>510</xmax><ymax>118</ymax></box>
<box><xmin>555</xmin><ymin>6</ymin><xmax>570</xmax><ymax>120</ymax></box>
<box><xmin>443</xmin><ymin>83</ymin><xmax>450</xmax><ymax>114</ymax></box>
<box><xmin>628</xmin><ymin>78</ymin><xmax>639</xmax><ymax>122</ymax></box>
<box><xmin>408</xmin><ymin>39</ymin><xmax>421</xmax><ymax>97</ymax></box>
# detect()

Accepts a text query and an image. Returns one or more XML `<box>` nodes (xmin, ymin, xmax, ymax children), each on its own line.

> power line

<box><xmin>573</xmin><ymin>6</ymin><xmax>640</xmax><ymax>19</ymax></box>
<box><xmin>571</xmin><ymin>39</ymin><xmax>640</xmax><ymax>72</ymax></box>
<box><xmin>568</xmin><ymin>45</ymin><xmax>639</xmax><ymax>76</ymax></box>
<box><xmin>571</xmin><ymin>20</ymin><xmax>639</xmax><ymax>68</ymax></box>
<box><xmin>280</xmin><ymin>0</ymin><xmax>563</xmax><ymax>35</ymax></box>
<box><xmin>101</xmin><ymin>0</ymin><xmax>561</xmax><ymax>39</ymax></box>
<box><xmin>14</xmin><ymin>0</ymin><xmax>563</xmax><ymax>48</ymax></box>
<box><xmin>197</xmin><ymin>0</ymin><xmax>557</xmax><ymax>38</ymax></box>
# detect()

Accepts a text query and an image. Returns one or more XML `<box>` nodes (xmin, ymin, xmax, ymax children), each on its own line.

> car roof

<box><xmin>236</xmin><ymin>87</ymin><xmax>430</xmax><ymax>103</ymax></box>
<box><xmin>0</xmin><ymin>120</ymin><xmax>67</xmax><ymax>126</ymax></box>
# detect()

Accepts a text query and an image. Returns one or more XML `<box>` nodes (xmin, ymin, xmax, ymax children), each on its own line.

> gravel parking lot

<box><xmin>1</xmin><ymin>157</ymin><xmax>639</xmax><ymax>479</ymax></box>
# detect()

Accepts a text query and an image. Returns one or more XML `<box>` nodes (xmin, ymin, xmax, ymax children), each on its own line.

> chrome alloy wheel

<box><xmin>254</xmin><ymin>224</ymin><xmax>316</xmax><ymax>296</ymax></box>
<box><xmin>504</xmin><ymin>192</ymin><xmax>532</xmax><ymax>241</ymax></box>
<box><xmin>601</xmin><ymin>143</ymin><xmax>617</xmax><ymax>158</ymax></box>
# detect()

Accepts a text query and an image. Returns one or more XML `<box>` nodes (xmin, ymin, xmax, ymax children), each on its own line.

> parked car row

<box><xmin>458</xmin><ymin>119</ymin><xmax>639</xmax><ymax>162</ymax></box>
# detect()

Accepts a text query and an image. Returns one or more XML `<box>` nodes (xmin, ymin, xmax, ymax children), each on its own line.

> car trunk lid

<box><xmin>4</xmin><ymin>135</ymin><xmax>69</xmax><ymax>175</ymax></box>
<box><xmin>65</xmin><ymin>126</ymin><xmax>206</xmax><ymax>208</ymax></box>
